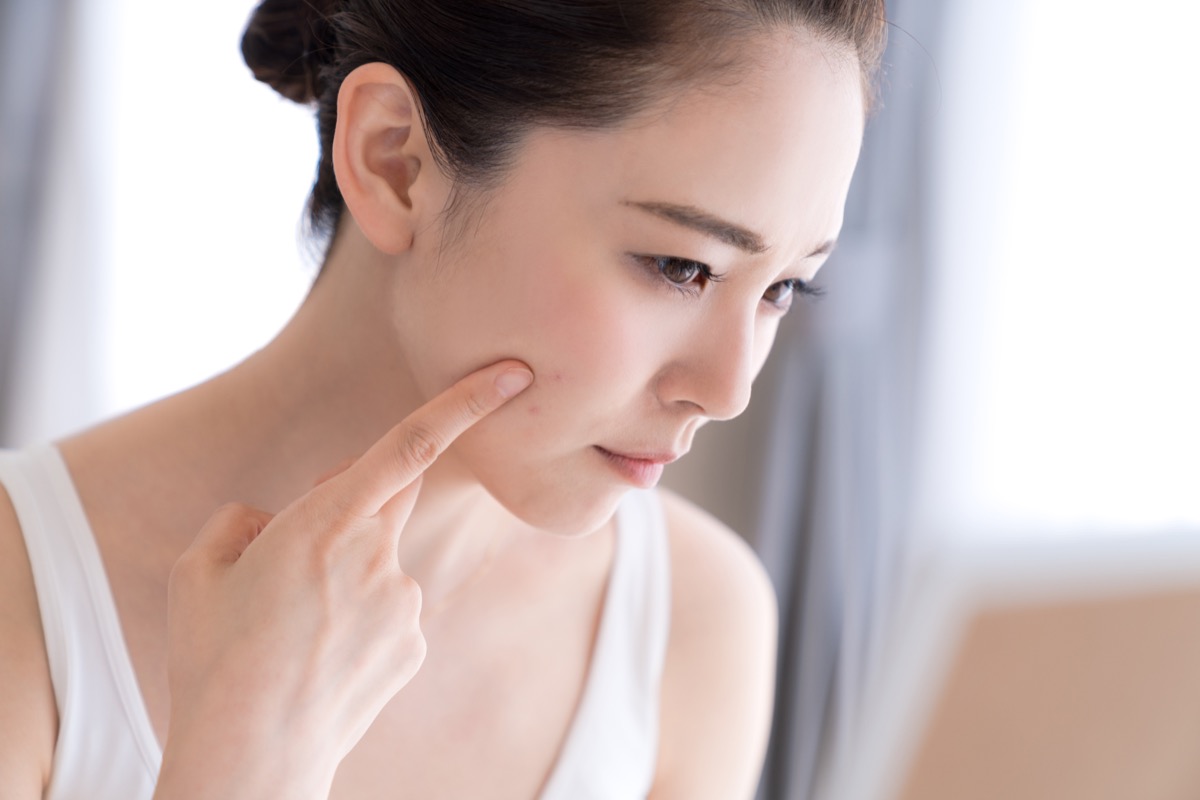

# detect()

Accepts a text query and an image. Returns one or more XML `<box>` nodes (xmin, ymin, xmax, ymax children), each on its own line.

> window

<box><xmin>102</xmin><ymin>0</ymin><xmax>317</xmax><ymax>414</ymax></box>
<box><xmin>916</xmin><ymin>0</ymin><xmax>1200</xmax><ymax>537</ymax></box>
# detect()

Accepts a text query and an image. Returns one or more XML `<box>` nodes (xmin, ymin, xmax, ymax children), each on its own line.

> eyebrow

<box><xmin>624</xmin><ymin>200</ymin><xmax>837</xmax><ymax>259</ymax></box>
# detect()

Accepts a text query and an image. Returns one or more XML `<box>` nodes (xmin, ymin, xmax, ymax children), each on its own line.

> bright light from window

<box><xmin>920</xmin><ymin>1</ymin><xmax>1200</xmax><ymax>536</ymax></box>
<box><xmin>104</xmin><ymin>0</ymin><xmax>317</xmax><ymax>414</ymax></box>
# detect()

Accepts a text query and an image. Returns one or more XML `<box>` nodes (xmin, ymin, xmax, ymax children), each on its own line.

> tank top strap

<box><xmin>539</xmin><ymin>488</ymin><xmax>672</xmax><ymax>799</ymax></box>
<box><xmin>0</xmin><ymin>444</ymin><xmax>160</xmax><ymax>799</ymax></box>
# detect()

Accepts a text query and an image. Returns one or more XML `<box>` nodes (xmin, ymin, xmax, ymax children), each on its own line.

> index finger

<box><xmin>325</xmin><ymin>360</ymin><xmax>534</xmax><ymax>517</ymax></box>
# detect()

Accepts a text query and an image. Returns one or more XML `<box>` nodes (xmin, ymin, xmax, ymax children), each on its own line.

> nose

<box><xmin>657</xmin><ymin>308</ymin><xmax>757</xmax><ymax>421</ymax></box>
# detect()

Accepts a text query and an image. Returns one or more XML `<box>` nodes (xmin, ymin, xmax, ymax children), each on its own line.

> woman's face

<box><xmin>391</xmin><ymin>32</ymin><xmax>865</xmax><ymax>534</ymax></box>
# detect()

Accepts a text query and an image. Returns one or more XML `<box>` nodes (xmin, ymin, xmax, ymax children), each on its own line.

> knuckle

<box><xmin>384</xmin><ymin>573</ymin><xmax>423</xmax><ymax>624</ymax></box>
<box><xmin>215</xmin><ymin>501</ymin><xmax>253</xmax><ymax>518</ymax></box>
<box><xmin>397</xmin><ymin>422</ymin><xmax>445</xmax><ymax>471</ymax></box>
<box><xmin>407</xmin><ymin>632</ymin><xmax>428</xmax><ymax>669</ymax></box>
<box><xmin>462</xmin><ymin>390</ymin><xmax>491</xmax><ymax>420</ymax></box>
<box><xmin>308</xmin><ymin>489</ymin><xmax>356</xmax><ymax>531</ymax></box>
<box><xmin>207</xmin><ymin>501</ymin><xmax>251</xmax><ymax>527</ymax></box>
<box><xmin>168</xmin><ymin>552</ymin><xmax>202</xmax><ymax>597</ymax></box>
<box><xmin>281</xmin><ymin>506</ymin><xmax>342</xmax><ymax>573</ymax></box>
<box><xmin>399</xmin><ymin>571</ymin><xmax>422</xmax><ymax>596</ymax></box>
<box><xmin>388</xmin><ymin>628</ymin><xmax>427</xmax><ymax>684</ymax></box>
<box><xmin>295</xmin><ymin>482</ymin><xmax>358</xmax><ymax>529</ymax></box>
<box><xmin>361</xmin><ymin>540</ymin><xmax>397</xmax><ymax>579</ymax></box>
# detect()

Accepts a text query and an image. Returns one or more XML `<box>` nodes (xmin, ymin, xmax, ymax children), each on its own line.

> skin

<box><xmin>0</xmin><ymin>26</ymin><xmax>864</xmax><ymax>800</ymax></box>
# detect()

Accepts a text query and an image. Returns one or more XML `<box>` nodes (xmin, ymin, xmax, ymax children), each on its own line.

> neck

<box><xmin>67</xmin><ymin>224</ymin><xmax>521</xmax><ymax>603</ymax></box>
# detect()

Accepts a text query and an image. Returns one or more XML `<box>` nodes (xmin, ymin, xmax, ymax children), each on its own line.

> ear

<box><xmin>332</xmin><ymin>63</ymin><xmax>441</xmax><ymax>255</ymax></box>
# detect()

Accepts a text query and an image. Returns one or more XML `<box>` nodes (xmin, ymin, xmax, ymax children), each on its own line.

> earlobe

<box><xmin>332</xmin><ymin>63</ymin><xmax>435</xmax><ymax>255</ymax></box>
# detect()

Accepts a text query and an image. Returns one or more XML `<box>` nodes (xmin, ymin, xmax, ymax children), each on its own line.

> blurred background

<box><xmin>2</xmin><ymin>1</ymin><xmax>1198</xmax><ymax>798</ymax></box>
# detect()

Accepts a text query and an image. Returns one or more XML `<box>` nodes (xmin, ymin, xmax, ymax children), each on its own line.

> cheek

<box><xmin>501</xmin><ymin>271</ymin><xmax>660</xmax><ymax>440</ymax></box>
<box><xmin>469</xmin><ymin>256</ymin><xmax>666</xmax><ymax>451</ymax></box>
<box><xmin>445</xmin><ymin>274</ymin><xmax>662</xmax><ymax>532</ymax></box>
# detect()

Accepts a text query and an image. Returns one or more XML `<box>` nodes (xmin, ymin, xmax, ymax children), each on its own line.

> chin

<box><xmin>489</xmin><ymin>477</ymin><xmax>630</xmax><ymax>537</ymax></box>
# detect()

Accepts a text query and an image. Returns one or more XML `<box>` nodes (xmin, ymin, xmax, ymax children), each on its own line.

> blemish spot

<box><xmin>528</xmin><ymin>405</ymin><xmax>542</xmax><ymax>416</ymax></box>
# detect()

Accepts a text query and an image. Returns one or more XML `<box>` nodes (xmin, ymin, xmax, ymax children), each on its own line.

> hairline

<box><xmin>428</xmin><ymin>23</ymin><xmax>866</xmax><ymax>259</ymax></box>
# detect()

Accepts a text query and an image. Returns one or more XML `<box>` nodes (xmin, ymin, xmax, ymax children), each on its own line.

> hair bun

<box><xmin>241</xmin><ymin>0</ymin><xmax>338</xmax><ymax>104</ymax></box>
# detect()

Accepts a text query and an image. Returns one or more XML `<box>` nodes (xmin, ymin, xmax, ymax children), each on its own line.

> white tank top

<box><xmin>0</xmin><ymin>443</ymin><xmax>672</xmax><ymax>799</ymax></box>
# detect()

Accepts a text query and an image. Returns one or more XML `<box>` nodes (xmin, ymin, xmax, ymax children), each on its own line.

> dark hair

<box><xmin>242</xmin><ymin>0</ymin><xmax>886</xmax><ymax>247</ymax></box>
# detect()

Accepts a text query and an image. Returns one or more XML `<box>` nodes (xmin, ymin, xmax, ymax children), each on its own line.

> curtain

<box><xmin>753</xmin><ymin>2</ymin><xmax>947</xmax><ymax>797</ymax></box>
<box><xmin>0</xmin><ymin>0</ymin><xmax>113</xmax><ymax>446</ymax></box>
<box><xmin>0</xmin><ymin>0</ymin><xmax>75</xmax><ymax>443</ymax></box>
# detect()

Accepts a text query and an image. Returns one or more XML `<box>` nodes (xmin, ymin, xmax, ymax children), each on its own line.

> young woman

<box><xmin>0</xmin><ymin>1</ymin><xmax>885</xmax><ymax>797</ymax></box>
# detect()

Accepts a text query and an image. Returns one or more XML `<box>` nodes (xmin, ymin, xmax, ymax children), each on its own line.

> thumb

<box><xmin>188</xmin><ymin>502</ymin><xmax>276</xmax><ymax>567</ymax></box>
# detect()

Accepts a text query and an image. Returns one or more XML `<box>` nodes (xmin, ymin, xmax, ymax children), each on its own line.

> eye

<box><xmin>763</xmin><ymin>278</ymin><xmax>823</xmax><ymax>312</ymax></box>
<box><xmin>637</xmin><ymin>255</ymin><xmax>724</xmax><ymax>294</ymax></box>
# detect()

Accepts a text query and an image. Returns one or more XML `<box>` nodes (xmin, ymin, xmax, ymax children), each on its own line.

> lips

<box><xmin>593</xmin><ymin>446</ymin><xmax>683</xmax><ymax>488</ymax></box>
<box><xmin>595</xmin><ymin>447</ymin><xmax>681</xmax><ymax>465</ymax></box>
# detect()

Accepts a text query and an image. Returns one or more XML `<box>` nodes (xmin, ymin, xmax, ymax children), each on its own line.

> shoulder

<box><xmin>655</xmin><ymin>489</ymin><xmax>778</xmax><ymax>654</ymax></box>
<box><xmin>651</xmin><ymin>489</ymin><xmax>778</xmax><ymax>800</ymax></box>
<box><xmin>0</xmin><ymin>475</ymin><xmax>58</xmax><ymax>797</ymax></box>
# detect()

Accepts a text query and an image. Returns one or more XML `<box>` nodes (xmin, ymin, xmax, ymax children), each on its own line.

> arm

<box><xmin>0</xmin><ymin>485</ymin><xmax>58</xmax><ymax>799</ymax></box>
<box><xmin>650</xmin><ymin>490</ymin><xmax>779</xmax><ymax>800</ymax></box>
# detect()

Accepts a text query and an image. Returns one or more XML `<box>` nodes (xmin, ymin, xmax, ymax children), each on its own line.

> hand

<box><xmin>154</xmin><ymin>360</ymin><xmax>534</xmax><ymax>799</ymax></box>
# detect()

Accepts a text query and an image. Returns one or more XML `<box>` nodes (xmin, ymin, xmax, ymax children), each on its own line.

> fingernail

<box><xmin>495</xmin><ymin>367</ymin><xmax>534</xmax><ymax>398</ymax></box>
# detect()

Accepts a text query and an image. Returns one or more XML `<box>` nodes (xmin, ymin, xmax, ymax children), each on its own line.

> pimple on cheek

<box><xmin>528</xmin><ymin>405</ymin><xmax>542</xmax><ymax>416</ymax></box>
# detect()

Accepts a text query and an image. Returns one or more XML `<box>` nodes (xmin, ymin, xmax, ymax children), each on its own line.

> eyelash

<box><xmin>640</xmin><ymin>255</ymin><xmax>725</xmax><ymax>294</ymax></box>
<box><xmin>636</xmin><ymin>255</ymin><xmax>823</xmax><ymax>311</ymax></box>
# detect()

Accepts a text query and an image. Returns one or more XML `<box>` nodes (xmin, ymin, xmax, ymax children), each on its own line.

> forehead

<box><xmin>510</xmin><ymin>30</ymin><xmax>866</xmax><ymax>257</ymax></box>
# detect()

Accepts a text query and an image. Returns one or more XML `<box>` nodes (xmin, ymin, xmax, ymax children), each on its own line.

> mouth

<box><xmin>593</xmin><ymin>446</ymin><xmax>682</xmax><ymax>489</ymax></box>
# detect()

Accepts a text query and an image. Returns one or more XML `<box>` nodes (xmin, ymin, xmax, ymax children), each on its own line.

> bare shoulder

<box><xmin>655</xmin><ymin>490</ymin><xmax>778</xmax><ymax>654</ymax></box>
<box><xmin>0</xmin><ymin>481</ymin><xmax>58</xmax><ymax>798</ymax></box>
<box><xmin>651</xmin><ymin>489</ymin><xmax>778</xmax><ymax>800</ymax></box>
